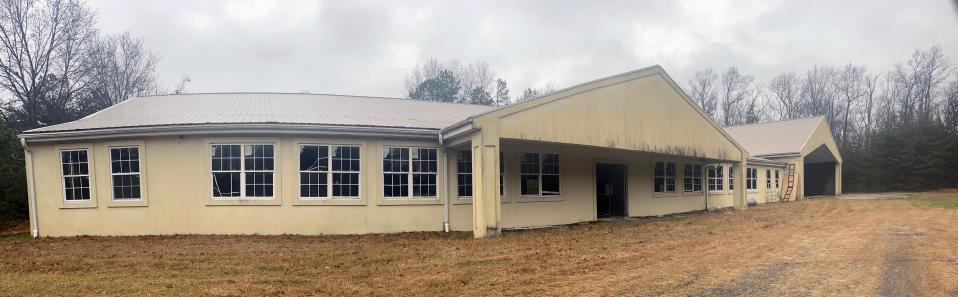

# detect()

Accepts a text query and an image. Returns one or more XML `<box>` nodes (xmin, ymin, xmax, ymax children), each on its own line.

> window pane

<box><xmin>245</xmin><ymin>172</ymin><xmax>273</xmax><ymax>197</ymax></box>
<box><xmin>542</xmin><ymin>154</ymin><xmax>559</xmax><ymax>174</ymax></box>
<box><xmin>412</xmin><ymin>148</ymin><xmax>437</xmax><ymax>173</ymax></box>
<box><xmin>383</xmin><ymin>148</ymin><xmax>409</xmax><ymax>173</ymax></box>
<box><xmin>212</xmin><ymin>172</ymin><xmax>240</xmax><ymax>197</ymax></box>
<box><xmin>542</xmin><ymin>175</ymin><xmax>559</xmax><ymax>195</ymax></box>
<box><xmin>300</xmin><ymin>172</ymin><xmax>327</xmax><ymax>198</ymax></box>
<box><xmin>520</xmin><ymin>153</ymin><xmax>540</xmax><ymax>174</ymax></box>
<box><xmin>245</xmin><ymin>145</ymin><xmax>274</xmax><ymax>171</ymax></box>
<box><xmin>521</xmin><ymin>175</ymin><xmax>539</xmax><ymax>195</ymax></box>
<box><xmin>332</xmin><ymin>173</ymin><xmax>359</xmax><ymax>197</ymax></box>
<box><xmin>413</xmin><ymin>173</ymin><xmax>436</xmax><ymax>197</ymax></box>
<box><xmin>383</xmin><ymin>173</ymin><xmax>408</xmax><ymax>197</ymax></box>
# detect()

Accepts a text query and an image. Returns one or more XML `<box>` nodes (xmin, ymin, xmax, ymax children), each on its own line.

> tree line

<box><xmin>405</xmin><ymin>58</ymin><xmax>556</xmax><ymax>105</ymax></box>
<box><xmin>686</xmin><ymin>46</ymin><xmax>958</xmax><ymax>192</ymax></box>
<box><xmin>0</xmin><ymin>0</ymin><xmax>165</xmax><ymax>225</ymax></box>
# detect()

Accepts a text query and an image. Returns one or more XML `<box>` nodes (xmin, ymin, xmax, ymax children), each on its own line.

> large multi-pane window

<box><xmin>383</xmin><ymin>147</ymin><xmax>437</xmax><ymax>198</ymax></box>
<box><xmin>707</xmin><ymin>165</ymin><xmax>724</xmax><ymax>192</ymax></box>
<box><xmin>683</xmin><ymin>164</ymin><xmax>703</xmax><ymax>193</ymax></box>
<box><xmin>653</xmin><ymin>161</ymin><xmax>676</xmax><ymax>193</ymax></box>
<box><xmin>299</xmin><ymin>145</ymin><xmax>360</xmax><ymax>199</ymax></box>
<box><xmin>457</xmin><ymin>150</ymin><xmax>472</xmax><ymax>197</ymax></box>
<box><xmin>746</xmin><ymin>167</ymin><xmax>758</xmax><ymax>190</ymax></box>
<box><xmin>110</xmin><ymin>147</ymin><xmax>141</xmax><ymax>200</ymax></box>
<box><xmin>61</xmin><ymin>149</ymin><xmax>91</xmax><ymax>201</ymax></box>
<box><xmin>211</xmin><ymin>144</ymin><xmax>274</xmax><ymax>199</ymax></box>
<box><xmin>520</xmin><ymin>152</ymin><xmax>560</xmax><ymax>196</ymax></box>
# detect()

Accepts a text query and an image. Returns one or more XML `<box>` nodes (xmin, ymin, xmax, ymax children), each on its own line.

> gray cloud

<box><xmin>90</xmin><ymin>0</ymin><xmax>958</xmax><ymax>97</ymax></box>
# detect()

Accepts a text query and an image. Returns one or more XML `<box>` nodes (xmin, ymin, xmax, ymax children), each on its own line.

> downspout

<box><xmin>439</xmin><ymin>131</ymin><xmax>450</xmax><ymax>233</ymax></box>
<box><xmin>20</xmin><ymin>138</ymin><xmax>39</xmax><ymax>237</ymax></box>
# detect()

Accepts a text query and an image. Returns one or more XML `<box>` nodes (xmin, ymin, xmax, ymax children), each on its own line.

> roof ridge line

<box><xmin>135</xmin><ymin>92</ymin><xmax>497</xmax><ymax>108</ymax></box>
<box><xmin>724</xmin><ymin>115</ymin><xmax>824</xmax><ymax>128</ymax></box>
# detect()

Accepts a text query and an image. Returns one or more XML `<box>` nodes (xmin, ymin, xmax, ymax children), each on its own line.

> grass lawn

<box><xmin>907</xmin><ymin>190</ymin><xmax>958</xmax><ymax>209</ymax></box>
<box><xmin>1</xmin><ymin>194</ymin><xmax>957</xmax><ymax>296</ymax></box>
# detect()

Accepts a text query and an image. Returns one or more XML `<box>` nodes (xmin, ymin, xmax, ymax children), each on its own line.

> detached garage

<box><xmin>724</xmin><ymin>117</ymin><xmax>843</xmax><ymax>199</ymax></box>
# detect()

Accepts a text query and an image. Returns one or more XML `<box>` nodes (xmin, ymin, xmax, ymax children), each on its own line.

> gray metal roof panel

<box><xmin>723</xmin><ymin>117</ymin><xmax>824</xmax><ymax>156</ymax></box>
<box><xmin>24</xmin><ymin>93</ymin><xmax>496</xmax><ymax>133</ymax></box>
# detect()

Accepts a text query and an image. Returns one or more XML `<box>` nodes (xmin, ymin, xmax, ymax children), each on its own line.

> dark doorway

<box><xmin>596</xmin><ymin>164</ymin><xmax>627</xmax><ymax>218</ymax></box>
<box><xmin>804</xmin><ymin>162</ymin><xmax>836</xmax><ymax>196</ymax></box>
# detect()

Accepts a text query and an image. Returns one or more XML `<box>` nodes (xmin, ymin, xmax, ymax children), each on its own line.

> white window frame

<box><xmin>210</xmin><ymin>144</ymin><xmax>276</xmax><ymax>200</ymax></box>
<box><xmin>653</xmin><ymin>161</ymin><xmax>677</xmax><ymax>194</ymax></box>
<box><xmin>707</xmin><ymin>165</ymin><xmax>724</xmax><ymax>192</ymax></box>
<box><xmin>60</xmin><ymin>148</ymin><xmax>92</xmax><ymax>202</ymax></box>
<box><xmin>746</xmin><ymin>167</ymin><xmax>758</xmax><ymax>192</ymax></box>
<box><xmin>775</xmin><ymin>170</ymin><xmax>780</xmax><ymax>188</ymax></box>
<box><xmin>298</xmin><ymin>144</ymin><xmax>361</xmax><ymax>200</ymax></box>
<box><xmin>109</xmin><ymin>146</ymin><xmax>142</xmax><ymax>201</ymax></box>
<box><xmin>519</xmin><ymin>152</ymin><xmax>560</xmax><ymax>197</ymax></box>
<box><xmin>383</xmin><ymin>146</ymin><xmax>438</xmax><ymax>199</ymax></box>
<box><xmin>728</xmin><ymin>166</ymin><xmax>735</xmax><ymax>192</ymax></box>
<box><xmin>456</xmin><ymin>149</ymin><xmax>472</xmax><ymax>198</ymax></box>
<box><xmin>683</xmin><ymin>163</ymin><xmax>703</xmax><ymax>193</ymax></box>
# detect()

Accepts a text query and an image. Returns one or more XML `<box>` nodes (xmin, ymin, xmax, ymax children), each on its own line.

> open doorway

<box><xmin>596</xmin><ymin>163</ymin><xmax>627</xmax><ymax>218</ymax></box>
<box><xmin>803</xmin><ymin>144</ymin><xmax>838</xmax><ymax>196</ymax></box>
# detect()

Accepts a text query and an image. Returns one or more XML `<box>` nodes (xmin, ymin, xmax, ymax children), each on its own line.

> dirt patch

<box><xmin>879</xmin><ymin>226</ymin><xmax>924</xmax><ymax>296</ymax></box>
<box><xmin>1</xmin><ymin>197</ymin><xmax>957</xmax><ymax>296</ymax></box>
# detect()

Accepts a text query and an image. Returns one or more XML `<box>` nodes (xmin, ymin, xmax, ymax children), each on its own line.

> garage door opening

<box><xmin>803</xmin><ymin>144</ymin><xmax>838</xmax><ymax>197</ymax></box>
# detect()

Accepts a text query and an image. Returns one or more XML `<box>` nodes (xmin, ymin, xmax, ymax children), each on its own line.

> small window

<box><xmin>61</xmin><ymin>149</ymin><xmax>91</xmax><ymax>201</ymax></box>
<box><xmin>520</xmin><ymin>152</ymin><xmax>560</xmax><ymax>196</ymax></box>
<box><xmin>211</xmin><ymin>144</ymin><xmax>274</xmax><ymax>199</ymax></box>
<box><xmin>775</xmin><ymin>170</ymin><xmax>780</xmax><ymax>188</ymax></box>
<box><xmin>383</xmin><ymin>147</ymin><xmax>437</xmax><ymax>198</ymax></box>
<box><xmin>707</xmin><ymin>165</ymin><xmax>724</xmax><ymax>191</ymax></box>
<box><xmin>457</xmin><ymin>150</ymin><xmax>472</xmax><ymax>197</ymax></box>
<box><xmin>110</xmin><ymin>147</ymin><xmax>141</xmax><ymax>200</ymax></box>
<box><xmin>746</xmin><ymin>167</ymin><xmax>758</xmax><ymax>190</ymax></box>
<box><xmin>654</xmin><ymin>161</ymin><xmax>676</xmax><ymax>193</ymax></box>
<box><xmin>300</xmin><ymin>145</ymin><xmax>360</xmax><ymax>199</ymax></box>
<box><xmin>683</xmin><ymin>164</ymin><xmax>702</xmax><ymax>193</ymax></box>
<box><xmin>766</xmin><ymin>169</ymin><xmax>772</xmax><ymax>189</ymax></box>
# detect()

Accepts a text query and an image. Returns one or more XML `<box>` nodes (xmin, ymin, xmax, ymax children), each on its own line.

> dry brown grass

<box><xmin>1</xmin><ymin>196</ymin><xmax>957</xmax><ymax>296</ymax></box>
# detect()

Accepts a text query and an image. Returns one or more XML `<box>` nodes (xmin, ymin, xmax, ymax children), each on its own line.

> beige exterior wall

<box><xmin>29</xmin><ymin>135</ymin><xmax>456</xmax><ymax>236</ymax></box>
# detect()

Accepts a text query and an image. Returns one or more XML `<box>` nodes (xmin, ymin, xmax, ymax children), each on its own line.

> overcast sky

<box><xmin>90</xmin><ymin>0</ymin><xmax>958</xmax><ymax>98</ymax></box>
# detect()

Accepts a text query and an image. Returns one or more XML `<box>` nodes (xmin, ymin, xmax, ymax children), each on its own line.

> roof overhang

<box><xmin>747</xmin><ymin>157</ymin><xmax>788</xmax><ymax>167</ymax></box>
<box><xmin>19</xmin><ymin>123</ymin><xmax>439</xmax><ymax>143</ymax></box>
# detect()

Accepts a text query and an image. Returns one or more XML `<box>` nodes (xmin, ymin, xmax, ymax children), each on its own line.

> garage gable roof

<box><xmin>23</xmin><ymin>92</ymin><xmax>495</xmax><ymax>134</ymax></box>
<box><xmin>723</xmin><ymin>117</ymin><xmax>825</xmax><ymax>157</ymax></box>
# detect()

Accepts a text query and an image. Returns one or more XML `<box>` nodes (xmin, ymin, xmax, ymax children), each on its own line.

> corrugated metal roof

<box><xmin>24</xmin><ymin>93</ymin><xmax>495</xmax><ymax>133</ymax></box>
<box><xmin>723</xmin><ymin>117</ymin><xmax>824</xmax><ymax>156</ymax></box>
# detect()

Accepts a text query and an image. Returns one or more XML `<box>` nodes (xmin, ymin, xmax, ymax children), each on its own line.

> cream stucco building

<box><xmin>19</xmin><ymin>66</ymin><xmax>842</xmax><ymax>238</ymax></box>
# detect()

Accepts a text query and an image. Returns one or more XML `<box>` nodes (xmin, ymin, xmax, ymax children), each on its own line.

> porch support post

<box><xmin>471</xmin><ymin>128</ymin><xmax>501</xmax><ymax>238</ymax></box>
<box><xmin>732</xmin><ymin>156</ymin><xmax>748</xmax><ymax>210</ymax></box>
<box><xmin>835</xmin><ymin>162</ymin><xmax>842</xmax><ymax>195</ymax></box>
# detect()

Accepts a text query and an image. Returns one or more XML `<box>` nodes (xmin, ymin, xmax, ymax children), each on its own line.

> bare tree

<box><xmin>830</xmin><ymin>64</ymin><xmax>867</xmax><ymax>147</ymax></box>
<box><xmin>944</xmin><ymin>78</ymin><xmax>958</xmax><ymax>133</ymax></box>
<box><xmin>766</xmin><ymin>71</ymin><xmax>802</xmax><ymax>120</ymax></box>
<box><xmin>718</xmin><ymin>67</ymin><xmax>753</xmax><ymax>126</ymax></box>
<box><xmin>687</xmin><ymin>68</ymin><xmax>718</xmax><ymax>117</ymax></box>
<box><xmin>87</xmin><ymin>32</ymin><xmax>160</xmax><ymax>106</ymax></box>
<box><xmin>0</xmin><ymin>0</ymin><xmax>98</xmax><ymax>131</ymax></box>
<box><xmin>405</xmin><ymin>58</ymin><xmax>497</xmax><ymax>104</ymax></box>
<box><xmin>858</xmin><ymin>72</ymin><xmax>882</xmax><ymax>145</ymax></box>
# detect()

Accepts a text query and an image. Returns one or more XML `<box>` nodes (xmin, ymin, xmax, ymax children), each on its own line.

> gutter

<box><xmin>20</xmin><ymin>138</ymin><xmax>38</xmax><ymax>237</ymax></box>
<box><xmin>20</xmin><ymin>123</ymin><xmax>439</xmax><ymax>142</ymax></box>
<box><xmin>439</xmin><ymin>131</ymin><xmax>450</xmax><ymax>233</ymax></box>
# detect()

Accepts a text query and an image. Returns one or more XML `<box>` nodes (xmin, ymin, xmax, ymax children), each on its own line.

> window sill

<box><xmin>707</xmin><ymin>190</ymin><xmax>727</xmax><ymax>194</ymax></box>
<box><xmin>206</xmin><ymin>199</ymin><xmax>281</xmax><ymax>206</ymax></box>
<box><xmin>652</xmin><ymin>192</ymin><xmax>680</xmax><ymax>198</ymax></box>
<box><xmin>453</xmin><ymin>197</ymin><xmax>510</xmax><ymax>205</ymax></box>
<box><xmin>378</xmin><ymin>198</ymin><xmax>442</xmax><ymax>206</ymax></box>
<box><xmin>293</xmin><ymin>198</ymin><xmax>366</xmax><ymax>206</ymax></box>
<box><xmin>683</xmin><ymin>192</ymin><xmax>704</xmax><ymax>197</ymax></box>
<box><xmin>60</xmin><ymin>201</ymin><xmax>97</xmax><ymax>209</ymax></box>
<box><xmin>107</xmin><ymin>199</ymin><xmax>148</xmax><ymax>208</ymax></box>
<box><xmin>517</xmin><ymin>195</ymin><xmax>562</xmax><ymax>203</ymax></box>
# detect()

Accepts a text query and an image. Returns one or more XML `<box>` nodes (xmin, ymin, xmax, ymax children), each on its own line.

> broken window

<box><xmin>654</xmin><ymin>161</ymin><xmax>676</xmax><ymax>193</ymax></box>
<box><xmin>61</xmin><ymin>149</ymin><xmax>91</xmax><ymax>201</ymax></box>
<box><xmin>211</xmin><ymin>144</ymin><xmax>274</xmax><ymax>199</ymax></box>
<box><xmin>383</xmin><ymin>147</ymin><xmax>437</xmax><ymax>198</ymax></box>
<box><xmin>683</xmin><ymin>164</ymin><xmax>703</xmax><ymax>193</ymax></box>
<box><xmin>707</xmin><ymin>165</ymin><xmax>724</xmax><ymax>191</ymax></box>
<box><xmin>110</xmin><ymin>147</ymin><xmax>141</xmax><ymax>200</ymax></box>
<box><xmin>520</xmin><ymin>152</ymin><xmax>560</xmax><ymax>196</ymax></box>
<box><xmin>300</xmin><ymin>145</ymin><xmax>360</xmax><ymax>199</ymax></box>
